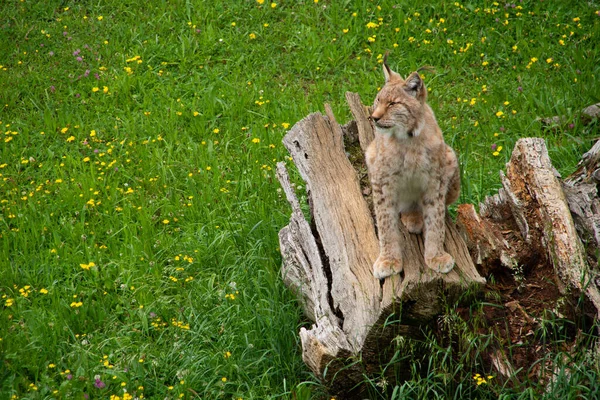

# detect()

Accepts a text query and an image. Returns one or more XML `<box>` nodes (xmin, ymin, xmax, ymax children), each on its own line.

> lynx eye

<box><xmin>388</xmin><ymin>101</ymin><xmax>400</xmax><ymax>107</ymax></box>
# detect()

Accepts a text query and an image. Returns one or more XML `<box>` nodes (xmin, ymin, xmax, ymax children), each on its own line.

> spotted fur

<box><xmin>365</xmin><ymin>56</ymin><xmax>460</xmax><ymax>279</ymax></box>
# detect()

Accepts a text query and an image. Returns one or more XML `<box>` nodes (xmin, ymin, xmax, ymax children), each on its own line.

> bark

<box><xmin>457</xmin><ymin>138</ymin><xmax>600</xmax><ymax>319</ymax></box>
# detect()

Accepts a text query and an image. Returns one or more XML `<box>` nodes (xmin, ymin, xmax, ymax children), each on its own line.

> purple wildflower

<box><xmin>499</xmin><ymin>126</ymin><xmax>505</xmax><ymax>132</ymax></box>
<box><xmin>75</xmin><ymin>93</ymin><xmax>81</xmax><ymax>98</ymax></box>
<box><xmin>73</xmin><ymin>49</ymin><xmax>80</xmax><ymax>56</ymax></box>
<box><xmin>517</xmin><ymin>86</ymin><xmax>523</xmax><ymax>92</ymax></box>
<box><xmin>94</xmin><ymin>149</ymin><xmax>99</xmax><ymax>154</ymax></box>
<box><xmin>149</xmin><ymin>312</ymin><xmax>157</xmax><ymax>318</ymax></box>
<box><xmin>94</xmin><ymin>73</ymin><xmax>100</xmax><ymax>80</ymax></box>
<box><xmin>50</xmin><ymin>86</ymin><xmax>56</xmax><ymax>93</ymax></box>
<box><xmin>63</xmin><ymin>31</ymin><xmax>68</xmax><ymax>36</ymax></box>
<box><xmin>66</xmin><ymin>374</ymin><xmax>73</xmax><ymax>380</ymax></box>
<box><xmin>568</xmin><ymin>123</ymin><xmax>574</xmax><ymax>129</ymax></box>
<box><xmin>49</xmin><ymin>51</ymin><xmax>54</xmax><ymax>56</ymax></box>
<box><xmin>491</xmin><ymin>143</ymin><xmax>497</xmax><ymax>151</ymax></box>
<box><xmin>40</xmin><ymin>43</ymin><xmax>44</xmax><ymax>47</ymax></box>
<box><xmin>94</xmin><ymin>378</ymin><xmax>106</xmax><ymax>389</ymax></box>
<box><xmin>76</xmin><ymin>56</ymin><xmax>83</xmax><ymax>62</ymax></box>
<box><xmin>84</xmin><ymin>69</ymin><xmax>90</xmax><ymax>77</ymax></box>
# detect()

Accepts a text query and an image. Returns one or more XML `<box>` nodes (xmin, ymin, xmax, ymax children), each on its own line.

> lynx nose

<box><xmin>370</xmin><ymin>107</ymin><xmax>385</xmax><ymax>122</ymax></box>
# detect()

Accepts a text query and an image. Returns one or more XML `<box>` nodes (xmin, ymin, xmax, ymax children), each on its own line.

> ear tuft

<box><xmin>382</xmin><ymin>52</ymin><xmax>402</xmax><ymax>83</ymax></box>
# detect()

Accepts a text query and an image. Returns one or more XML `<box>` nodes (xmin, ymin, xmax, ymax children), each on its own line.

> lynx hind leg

<box><xmin>445</xmin><ymin>145</ymin><xmax>461</xmax><ymax>205</ymax></box>
<box><xmin>401</xmin><ymin>210</ymin><xmax>423</xmax><ymax>234</ymax></box>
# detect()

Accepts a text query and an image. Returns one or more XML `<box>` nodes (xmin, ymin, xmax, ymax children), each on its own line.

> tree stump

<box><xmin>277</xmin><ymin>98</ymin><xmax>485</xmax><ymax>398</ymax></box>
<box><xmin>277</xmin><ymin>95</ymin><xmax>600</xmax><ymax>397</ymax></box>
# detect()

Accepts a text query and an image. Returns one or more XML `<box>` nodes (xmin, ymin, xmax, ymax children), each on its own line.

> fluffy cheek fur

<box><xmin>375</xmin><ymin>120</ymin><xmax>422</xmax><ymax>140</ymax></box>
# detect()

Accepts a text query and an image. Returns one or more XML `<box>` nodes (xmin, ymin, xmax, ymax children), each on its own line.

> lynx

<box><xmin>365</xmin><ymin>56</ymin><xmax>460</xmax><ymax>279</ymax></box>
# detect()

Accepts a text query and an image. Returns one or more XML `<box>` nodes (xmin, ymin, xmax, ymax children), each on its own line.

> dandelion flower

<box><xmin>271</xmin><ymin>2</ymin><xmax>277</xmax><ymax>8</ymax></box>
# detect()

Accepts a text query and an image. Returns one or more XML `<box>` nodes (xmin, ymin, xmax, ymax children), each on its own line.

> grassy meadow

<box><xmin>1</xmin><ymin>0</ymin><xmax>599</xmax><ymax>398</ymax></box>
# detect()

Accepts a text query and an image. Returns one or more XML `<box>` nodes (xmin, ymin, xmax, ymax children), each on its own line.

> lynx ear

<box><xmin>382</xmin><ymin>52</ymin><xmax>402</xmax><ymax>83</ymax></box>
<box><xmin>403</xmin><ymin>72</ymin><xmax>427</xmax><ymax>103</ymax></box>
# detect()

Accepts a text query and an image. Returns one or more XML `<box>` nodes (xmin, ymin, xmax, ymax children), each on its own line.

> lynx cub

<box><xmin>365</xmin><ymin>57</ymin><xmax>460</xmax><ymax>279</ymax></box>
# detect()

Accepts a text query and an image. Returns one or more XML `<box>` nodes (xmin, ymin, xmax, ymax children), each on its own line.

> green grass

<box><xmin>1</xmin><ymin>0</ymin><xmax>599</xmax><ymax>398</ymax></box>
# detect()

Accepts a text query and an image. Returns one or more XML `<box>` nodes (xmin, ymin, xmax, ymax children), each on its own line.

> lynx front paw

<box><xmin>373</xmin><ymin>256</ymin><xmax>403</xmax><ymax>279</ymax></box>
<box><xmin>425</xmin><ymin>252</ymin><xmax>455</xmax><ymax>274</ymax></box>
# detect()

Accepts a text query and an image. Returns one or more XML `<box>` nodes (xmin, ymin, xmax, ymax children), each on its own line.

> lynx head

<box><xmin>370</xmin><ymin>54</ymin><xmax>428</xmax><ymax>140</ymax></box>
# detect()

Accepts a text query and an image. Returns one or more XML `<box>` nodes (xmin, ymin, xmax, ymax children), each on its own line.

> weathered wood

<box><xmin>563</xmin><ymin>139</ymin><xmax>600</xmax><ymax>259</ymax></box>
<box><xmin>345</xmin><ymin>92</ymin><xmax>374</xmax><ymax>152</ymax></box>
<box><xmin>505</xmin><ymin>139</ymin><xmax>598</xmax><ymax>312</ymax></box>
<box><xmin>282</xmin><ymin>110</ymin><xmax>381</xmax><ymax>351</ymax></box>
<box><xmin>277</xmin><ymin>96</ymin><xmax>486</xmax><ymax>397</ymax></box>
<box><xmin>458</xmin><ymin>138</ymin><xmax>600</xmax><ymax>320</ymax></box>
<box><xmin>278</xmin><ymin>94</ymin><xmax>600</xmax><ymax>396</ymax></box>
<box><xmin>456</xmin><ymin>203</ymin><xmax>517</xmax><ymax>272</ymax></box>
<box><xmin>277</xmin><ymin>163</ymin><xmax>339</xmax><ymax>325</ymax></box>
